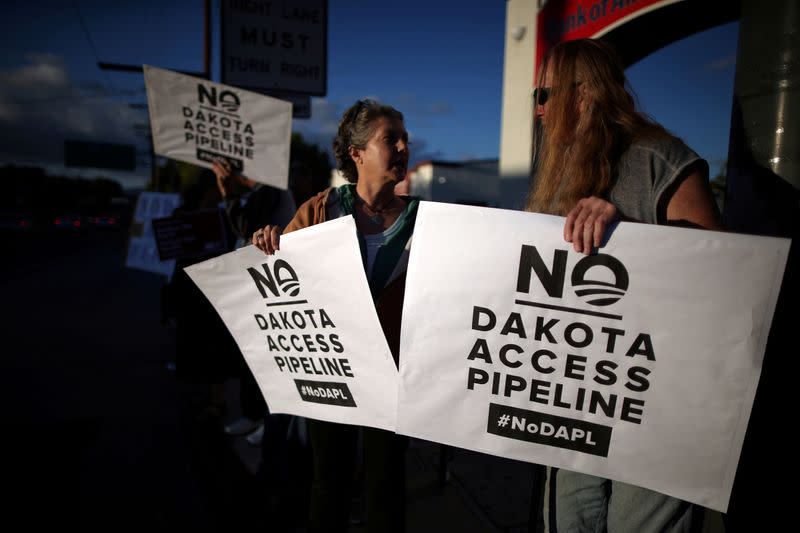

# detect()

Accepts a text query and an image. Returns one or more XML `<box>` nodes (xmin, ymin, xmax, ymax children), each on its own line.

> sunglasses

<box><xmin>533</xmin><ymin>87</ymin><xmax>551</xmax><ymax>106</ymax></box>
<box><xmin>534</xmin><ymin>81</ymin><xmax>583</xmax><ymax>106</ymax></box>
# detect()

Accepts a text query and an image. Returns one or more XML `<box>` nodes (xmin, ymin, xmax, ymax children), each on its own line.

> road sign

<box><xmin>221</xmin><ymin>0</ymin><xmax>327</xmax><ymax>96</ymax></box>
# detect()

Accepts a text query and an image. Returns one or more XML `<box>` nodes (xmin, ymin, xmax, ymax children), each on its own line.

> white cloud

<box><xmin>0</xmin><ymin>53</ymin><xmax>147</xmax><ymax>171</ymax></box>
<box><xmin>8</xmin><ymin>53</ymin><xmax>70</xmax><ymax>89</ymax></box>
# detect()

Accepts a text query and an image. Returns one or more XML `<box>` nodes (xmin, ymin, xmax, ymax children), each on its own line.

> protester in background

<box><xmin>253</xmin><ymin>99</ymin><xmax>416</xmax><ymax>533</ymax></box>
<box><xmin>212</xmin><ymin>159</ymin><xmax>296</xmax><ymax>442</ymax></box>
<box><xmin>288</xmin><ymin>161</ymin><xmax>315</xmax><ymax>207</ymax></box>
<box><xmin>528</xmin><ymin>38</ymin><xmax>722</xmax><ymax>532</ymax></box>
<box><xmin>165</xmin><ymin>179</ymin><xmax>239</xmax><ymax>421</ymax></box>
<box><xmin>214</xmin><ymin>160</ymin><xmax>296</xmax><ymax>248</ymax></box>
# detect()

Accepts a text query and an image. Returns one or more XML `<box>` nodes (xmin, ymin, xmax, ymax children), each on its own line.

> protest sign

<box><xmin>144</xmin><ymin>65</ymin><xmax>292</xmax><ymax>189</ymax></box>
<box><xmin>397</xmin><ymin>201</ymin><xmax>789</xmax><ymax>512</ymax></box>
<box><xmin>152</xmin><ymin>208</ymin><xmax>228</xmax><ymax>261</ymax></box>
<box><xmin>125</xmin><ymin>192</ymin><xmax>181</xmax><ymax>278</ymax></box>
<box><xmin>185</xmin><ymin>216</ymin><xmax>399</xmax><ymax>431</ymax></box>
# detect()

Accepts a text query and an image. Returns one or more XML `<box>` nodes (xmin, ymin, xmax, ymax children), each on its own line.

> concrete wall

<box><xmin>498</xmin><ymin>0</ymin><xmax>538</xmax><ymax>210</ymax></box>
<box><xmin>410</xmin><ymin>160</ymin><xmax>500</xmax><ymax>206</ymax></box>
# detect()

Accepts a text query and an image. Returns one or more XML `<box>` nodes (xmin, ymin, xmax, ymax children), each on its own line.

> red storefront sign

<box><xmin>536</xmin><ymin>0</ymin><xmax>684</xmax><ymax>73</ymax></box>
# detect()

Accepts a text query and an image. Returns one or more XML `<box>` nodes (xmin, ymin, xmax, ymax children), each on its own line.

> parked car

<box><xmin>86</xmin><ymin>214</ymin><xmax>120</xmax><ymax>230</ymax></box>
<box><xmin>0</xmin><ymin>211</ymin><xmax>34</xmax><ymax>231</ymax></box>
<box><xmin>53</xmin><ymin>213</ymin><xmax>86</xmax><ymax>230</ymax></box>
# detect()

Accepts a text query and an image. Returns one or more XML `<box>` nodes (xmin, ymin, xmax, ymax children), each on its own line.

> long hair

<box><xmin>526</xmin><ymin>39</ymin><xmax>670</xmax><ymax>215</ymax></box>
<box><xmin>332</xmin><ymin>99</ymin><xmax>404</xmax><ymax>183</ymax></box>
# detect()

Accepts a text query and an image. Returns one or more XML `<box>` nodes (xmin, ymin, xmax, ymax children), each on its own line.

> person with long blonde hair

<box><xmin>529</xmin><ymin>39</ymin><xmax>722</xmax><ymax>532</ymax></box>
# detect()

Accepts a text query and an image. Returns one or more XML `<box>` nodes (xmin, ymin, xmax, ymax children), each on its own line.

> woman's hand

<box><xmin>212</xmin><ymin>158</ymin><xmax>235</xmax><ymax>198</ymax></box>
<box><xmin>564</xmin><ymin>196</ymin><xmax>619</xmax><ymax>255</ymax></box>
<box><xmin>252</xmin><ymin>225</ymin><xmax>282</xmax><ymax>255</ymax></box>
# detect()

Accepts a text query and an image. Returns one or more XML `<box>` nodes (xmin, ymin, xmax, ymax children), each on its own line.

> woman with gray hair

<box><xmin>253</xmin><ymin>98</ymin><xmax>416</xmax><ymax>533</ymax></box>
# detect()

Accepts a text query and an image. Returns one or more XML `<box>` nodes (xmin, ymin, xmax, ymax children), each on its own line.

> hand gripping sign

<box><xmin>397</xmin><ymin>201</ymin><xmax>789</xmax><ymax>512</ymax></box>
<box><xmin>144</xmin><ymin>65</ymin><xmax>292</xmax><ymax>189</ymax></box>
<box><xmin>185</xmin><ymin>216</ymin><xmax>399</xmax><ymax>431</ymax></box>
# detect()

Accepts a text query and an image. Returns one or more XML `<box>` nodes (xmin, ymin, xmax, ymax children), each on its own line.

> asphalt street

<box><xmin>4</xmin><ymin>229</ymin><xmax>532</xmax><ymax>532</ymax></box>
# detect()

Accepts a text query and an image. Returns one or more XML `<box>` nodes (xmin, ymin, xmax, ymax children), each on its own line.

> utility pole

<box><xmin>204</xmin><ymin>0</ymin><xmax>211</xmax><ymax>80</ymax></box>
<box><xmin>97</xmin><ymin>0</ymin><xmax>212</xmax><ymax>191</ymax></box>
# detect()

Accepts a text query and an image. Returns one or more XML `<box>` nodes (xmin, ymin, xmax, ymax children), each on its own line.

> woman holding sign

<box><xmin>528</xmin><ymin>39</ymin><xmax>722</xmax><ymax>532</ymax></box>
<box><xmin>253</xmin><ymin>99</ymin><xmax>416</xmax><ymax>533</ymax></box>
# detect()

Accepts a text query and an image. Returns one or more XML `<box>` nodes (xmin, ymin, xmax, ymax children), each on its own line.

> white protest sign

<box><xmin>125</xmin><ymin>192</ymin><xmax>181</xmax><ymax>278</ymax></box>
<box><xmin>398</xmin><ymin>202</ymin><xmax>789</xmax><ymax>512</ymax></box>
<box><xmin>144</xmin><ymin>65</ymin><xmax>292</xmax><ymax>189</ymax></box>
<box><xmin>185</xmin><ymin>216</ymin><xmax>399</xmax><ymax>431</ymax></box>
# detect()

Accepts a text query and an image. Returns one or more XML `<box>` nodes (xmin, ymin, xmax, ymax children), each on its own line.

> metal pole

<box><xmin>723</xmin><ymin>1</ymin><xmax>799</xmax><ymax>530</ymax></box>
<box><xmin>204</xmin><ymin>0</ymin><xmax>211</xmax><ymax>80</ymax></box>
<box><xmin>151</xmin><ymin>135</ymin><xmax>159</xmax><ymax>191</ymax></box>
<box><xmin>725</xmin><ymin>0</ymin><xmax>799</xmax><ymax>234</ymax></box>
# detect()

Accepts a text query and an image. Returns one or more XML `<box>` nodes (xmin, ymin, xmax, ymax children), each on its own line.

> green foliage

<box><xmin>291</xmin><ymin>132</ymin><xmax>332</xmax><ymax>195</ymax></box>
<box><xmin>709</xmin><ymin>160</ymin><xmax>727</xmax><ymax>215</ymax></box>
<box><xmin>152</xmin><ymin>158</ymin><xmax>213</xmax><ymax>195</ymax></box>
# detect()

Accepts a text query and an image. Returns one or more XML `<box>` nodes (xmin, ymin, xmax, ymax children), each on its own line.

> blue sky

<box><xmin>0</xmin><ymin>1</ymin><xmax>738</xmax><ymax>189</ymax></box>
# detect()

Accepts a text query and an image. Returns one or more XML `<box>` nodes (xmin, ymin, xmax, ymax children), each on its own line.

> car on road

<box><xmin>53</xmin><ymin>213</ymin><xmax>86</xmax><ymax>231</ymax></box>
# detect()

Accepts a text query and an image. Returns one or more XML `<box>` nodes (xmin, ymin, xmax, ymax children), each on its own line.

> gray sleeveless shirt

<box><xmin>607</xmin><ymin>136</ymin><xmax>707</xmax><ymax>224</ymax></box>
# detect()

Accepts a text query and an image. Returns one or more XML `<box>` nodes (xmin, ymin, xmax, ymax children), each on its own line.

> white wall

<box><xmin>498</xmin><ymin>0</ymin><xmax>538</xmax><ymax>210</ymax></box>
<box><xmin>410</xmin><ymin>161</ymin><xmax>500</xmax><ymax>206</ymax></box>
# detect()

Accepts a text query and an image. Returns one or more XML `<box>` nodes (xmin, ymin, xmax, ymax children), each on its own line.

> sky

<box><xmin>0</xmin><ymin>1</ymin><xmax>738</xmax><ymax>189</ymax></box>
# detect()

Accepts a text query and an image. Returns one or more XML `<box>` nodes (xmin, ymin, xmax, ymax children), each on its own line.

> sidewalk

<box><xmin>224</xmin><ymin>370</ymin><xmax>725</xmax><ymax>533</ymax></box>
<box><xmin>223</xmin><ymin>377</ymin><xmax>538</xmax><ymax>533</ymax></box>
<box><xmin>228</xmin><ymin>428</ymin><xmax>527</xmax><ymax>532</ymax></box>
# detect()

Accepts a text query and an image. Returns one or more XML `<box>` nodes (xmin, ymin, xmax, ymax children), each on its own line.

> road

<box><xmin>4</xmin><ymin>230</ymin><xmax>259</xmax><ymax>530</ymax></box>
<box><xmin>1</xmin><ymin>228</ymin><xmax>544</xmax><ymax>532</ymax></box>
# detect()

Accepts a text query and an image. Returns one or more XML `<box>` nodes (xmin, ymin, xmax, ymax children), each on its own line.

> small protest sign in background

<box><xmin>125</xmin><ymin>192</ymin><xmax>181</xmax><ymax>278</ymax></box>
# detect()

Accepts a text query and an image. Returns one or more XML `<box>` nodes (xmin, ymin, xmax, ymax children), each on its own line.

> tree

<box><xmin>709</xmin><ymin>161</ymin><xmax>727</xmax><ymax>215</ymax></box>
<box><xmin>290</xmin><ymin>132</ymin><xmax>332</xmax><ymax>196</ymax></box>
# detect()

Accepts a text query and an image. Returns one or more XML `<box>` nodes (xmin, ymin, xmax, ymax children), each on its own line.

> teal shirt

<box><xmin>338</xmin><ymin>184</ymin><xmax>419</xmax><ymax>300</ymax></box>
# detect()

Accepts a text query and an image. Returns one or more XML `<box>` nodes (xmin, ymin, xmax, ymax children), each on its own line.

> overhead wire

<box><xmin>71</xmin><ymin>0</ymin><xmax>116</xmax><ymax>97</ymax></box>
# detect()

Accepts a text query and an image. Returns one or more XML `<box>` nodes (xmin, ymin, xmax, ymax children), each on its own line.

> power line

<box><xmin>7</xmin><ymin>88</ymin><xmax>147</xmax><ymax>106</ymax></box>
<box><xmin>71</xmin><ymin>0</ymin><xmax>115</xmax><ymax>92</ymax></box>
